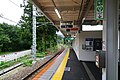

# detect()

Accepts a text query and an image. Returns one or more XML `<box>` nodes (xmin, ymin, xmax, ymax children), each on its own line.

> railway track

<box><xmin>0</xmin><ymin>63</ymin><xmax>23</xmax><ymax>76</ymax></box>
<box><xmin>21</xmin><ymin>47</ymin><xmax>64</xmax><ymax>80</ymax></box>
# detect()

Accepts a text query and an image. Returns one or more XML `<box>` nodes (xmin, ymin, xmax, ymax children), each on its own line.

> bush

<box><xmin>0</xmin><ymin>55</ymin><xmax>31</xmax><ymax>70</ymax></box>
<box><xmin>0</xmin><ymin>61</ymin><xmax>4</xmax><ymax>66</ymax></box>
<box><xmin>36</xmin><ymin>52</ymin><xmax>47</xmax><ymax>58</ymax></box>
<box><xmin>0</xmin><ymin>61</ymin><xmax>15</xmax><ymax>70</ymax></box>
<box><xmin>23</xmin><ymin>59</ymin><xmax>33</xmax><ymax>66</ymax></box>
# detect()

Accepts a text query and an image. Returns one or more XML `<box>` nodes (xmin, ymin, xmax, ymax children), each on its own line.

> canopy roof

<box><xmin>32</xmin><ymin>0</ymin><xmax>96</xmax><ymax>37</ymax></box>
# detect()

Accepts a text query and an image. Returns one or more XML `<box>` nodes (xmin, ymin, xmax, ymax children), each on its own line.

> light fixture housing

<box><xmin>55</xmin><ymin>8</ymin><xmax>61</xmax><ymax>18</ymax></box>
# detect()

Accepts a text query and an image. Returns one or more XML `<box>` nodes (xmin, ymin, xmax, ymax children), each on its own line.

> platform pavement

<box><xmin>33</xmin><ymin>48</ymin><xmax>102</xmax><ymax>80</ymax></box>
<box><xmin>62</xmin><ymin>48</ymin><xmax>90</xmax><ymax>80</ymax></box>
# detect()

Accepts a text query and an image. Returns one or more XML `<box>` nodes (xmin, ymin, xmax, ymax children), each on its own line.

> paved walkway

<box><xmin>0</xmin><ymin>50</ymin><xmax>31</xmax><ymax>62</ymax></box>
<box><xmin>32</xmin><ymin>48</ymin><xmax>69</xmax><ymax>80</ymax></box>
<box><xmin>32</xmin><ymin>48</ymin><xmax>103</xmax><ymax>80</ymax></box>
<box><xmin>62</xmin><ymin>48</ymin><xmax>90</xmax><ymax>80</ymax></box>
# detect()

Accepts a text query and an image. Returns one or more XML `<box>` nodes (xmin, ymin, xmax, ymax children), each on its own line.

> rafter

<box><xmin>79</xmin><ymin>0</ymin><xmax>94</xmax><ymax>24</ymax></box>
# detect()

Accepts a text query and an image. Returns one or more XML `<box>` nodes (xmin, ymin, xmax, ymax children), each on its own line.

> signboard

<box><xmin>95</xmin><ymin>50</ymin><xmax>105</xmax><ymax>68</ymax></box>
<box><xmin>60</xmin><ymin>21</ymin><xmax>73</xmax><ymax>28</ymax></box>
<box><xmin>65</xmin><ymin>38</ymin><xmax>74</xmax><ymax>40</ymax></box>
<box><xmin>95</xmin><ymin>0</ymin><xmax>104</xmax><ymax>20</ymax></box>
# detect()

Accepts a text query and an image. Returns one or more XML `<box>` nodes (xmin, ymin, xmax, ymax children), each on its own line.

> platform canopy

<box><xmin>32</xmin><ymin>0</ymin><xmax>98</xmax><ymax>37</ymax></box>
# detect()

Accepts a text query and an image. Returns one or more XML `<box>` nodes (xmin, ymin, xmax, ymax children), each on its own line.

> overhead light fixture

<box><xmin>82</xmin><ymin>18</ymin><xmax>86</xmax><ymax>23</ymax></box>
<box><xmin>55</xmin><ymin>8</ymin><xmax>61</xmax><ymax>18</ymax></box>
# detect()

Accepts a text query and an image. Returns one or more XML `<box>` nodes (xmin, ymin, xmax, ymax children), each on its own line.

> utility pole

<box><xmin>32</xmin><ymin>4</ymin><xmax>36</xmax><ymax>62</ymax></box>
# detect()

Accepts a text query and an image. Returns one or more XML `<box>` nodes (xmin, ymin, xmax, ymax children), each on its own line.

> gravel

<box><xmin>2</xmin><ymin>48</ymin><xmax>64</xmax><ymax>80</ymax></box>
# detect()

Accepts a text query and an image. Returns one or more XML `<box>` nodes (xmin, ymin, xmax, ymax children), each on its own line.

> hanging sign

<box><xmin>95</xmin><ymin>0</ymin><xmax>104</xmax><ymax>20</ymax></box>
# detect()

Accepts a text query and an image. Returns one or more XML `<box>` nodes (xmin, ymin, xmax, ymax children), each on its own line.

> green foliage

<box><xmin>36</xmin><ymin>52</ymin><xmax>47</xmax><ymax>58</ymax></box>
<box><xmin>0</xmin><ymin>55</ymin><xmax>31</xmax><ymax>70</ymax></box>
<box><xmin>0</xmin><ymin>1</ymin><xmax>58</xmax><ymax>53</ymax></box>
<box><xmin>36</xmin><ymin>24</ymin><xmax>57</xmax><ymax>52</ymax></box>
<box><xmin>0</xmin><ymin>61</ymin><xmax>4</xmax><ymax>65</ymax></box>
<box><xmin>0</xmin><ymin>23</ymin><xmax>21</xmax><ymax>51</ymax></box>
<box><xmin>18</xmin><ymin>1</ymin><xmax>33</xmax><ymax>50</ymax></box>
<box><xmin>57</xmin><ymin>35</ymin><xmax>64</xmax><ymax>44</ymax></box>
<box><xmin>19</xmin><ymin>1</ymin><xmax>58</xmax><ymax>53</ymax></box>
<box><xmin>0</xmin><ymin>60</ymin><xmax>18</xmax><ymax>70</ymax></box>
<box><xmin>0</xmin><ymin>52</ymin><xmax>11</xmax><ymax>55</ymax></box>
<box><xmin>22</xmin><ymin>59</ymin><xmax>33</xmax><ymax>66</ymax></box>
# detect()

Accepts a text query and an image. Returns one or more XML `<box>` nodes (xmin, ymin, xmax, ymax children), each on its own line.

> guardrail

<box><xmin>0</xmin><ymin>50</ymin><xmax>31</xmax><ymax>62</ymax></box>
<box><xmin>0</xmin><ymin>63</ymin><xmax>23</xmax><ymax>75</ymax></box>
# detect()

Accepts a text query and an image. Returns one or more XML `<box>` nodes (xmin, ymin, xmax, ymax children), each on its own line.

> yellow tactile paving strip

<box><xmin>51</xmin><ymin>48</ymin><xmax>70</xmax><ymax>80</ymax></box>
<box><xmin>32</xmin><ymin>55</ymin><xmax>59</xmax><ymax>80</ymax></box>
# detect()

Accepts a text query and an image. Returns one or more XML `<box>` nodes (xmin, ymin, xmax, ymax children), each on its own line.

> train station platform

<box><xmin>32</xmin><ymin>48</ymin><xmax>101</xmax><ymax>80</ymax></box>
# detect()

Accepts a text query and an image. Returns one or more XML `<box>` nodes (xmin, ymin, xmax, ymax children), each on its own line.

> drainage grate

<box><xmin>65</xmin><ymin>67</ymin><xmax>70</xmax><ymax>71</ymax></box>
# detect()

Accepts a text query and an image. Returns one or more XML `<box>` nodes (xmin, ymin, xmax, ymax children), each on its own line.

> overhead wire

<box><xmin>9</xmin><ymin>0</ymin><xmax>20</xmax><ymax>7</ymax></box>
<box><xmin>0</xmin><ymin>0</ymin><xmax>24</xmax><ymax>25</ymax></box>
<box><xmin>0</xmin><ymin>15</ymin><xmax>18</xmax><ymax>24</ymax></box>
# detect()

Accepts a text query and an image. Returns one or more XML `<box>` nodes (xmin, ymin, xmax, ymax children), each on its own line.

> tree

<box><xmin>19</xmin><ymin>1</ymin><xmax>33</xmax><ymax>50</ymax></box>
<box><xmin>0</xmin><ymin>1</ymin><xmax>58</xmax><ymax>53</ymax></box>
<box><xmin>0</xmin><ymin>23</ymin><xmax>21</xmax><ymax>51</ymax></box>
<box><xmin>19</xmin><ymin>1</ymin><xmax>58</xmax><ymax>52</ymax></box>
<box><xmin>0</xmin><ymin>27</ymin><xmax>11</xmax><ymax>51</ymax></box>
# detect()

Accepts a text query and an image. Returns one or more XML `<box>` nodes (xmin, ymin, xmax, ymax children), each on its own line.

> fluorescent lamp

<box><xmin>55</xmin><ymin>8</ymin><xmax>61</xmax><ymax>18</ymax></box>
<box><xmin>82</xmin><ymin>18</ymin><xmax>85</xmax><ymax>23</ymax></box>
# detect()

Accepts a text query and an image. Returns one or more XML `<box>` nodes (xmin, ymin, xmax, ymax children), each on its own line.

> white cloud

<box><xmin>0</xmin><ymin>0</ymin><xmax>23</xmax><ymax>25</ymax></box>
<box><xmin>56</xmin><ymin>31</ymin><xmax>64</xmax><ymax>37</ymax></box>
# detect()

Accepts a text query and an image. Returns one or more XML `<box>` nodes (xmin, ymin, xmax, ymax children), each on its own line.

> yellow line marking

<box><xmin>32</xmin><ymin>55</ymin><xmax>59</xmax><ymax>80</ymax></box>
<box><xmin>51</xmin><ymin>48</ymin><xmax>70</xmax><ymax>80</ymax></box>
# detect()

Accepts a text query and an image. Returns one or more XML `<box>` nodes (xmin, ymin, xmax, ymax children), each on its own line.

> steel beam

<box><xmin>104</xmin><ymin>0</ymin><xmax>119</xmax><ymax>80</ymax></box>
<box><xmin>78</xmin><ymin>0</ymin><xmax>93</xmax><ymax>24</ymax></box>
<box><xmin>42</xmin><ymin>6</ymin><xmax>80</xmax><ymax>11</ymax></box>
<box><xmin>32</xmin><ymin>4</ymin><xmax>36</xmax><ymax>61</ymax></box>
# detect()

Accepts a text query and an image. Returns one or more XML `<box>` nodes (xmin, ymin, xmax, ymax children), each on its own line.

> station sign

<box><xmin>65</xmin><ymin>37</ymin><xmax>74</xmax><ymax>40</ymax></box>
<box><xmin>95</xmin><ymin>0</ymin><xmax>104</xmax><ymax>20</ymax></box>
<box><xmin>60</xmin><ymin>21</ymin><xmax>73</xmax><ymax>28</ymax></box>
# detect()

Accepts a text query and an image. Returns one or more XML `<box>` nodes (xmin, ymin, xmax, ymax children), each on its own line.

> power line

<box><xmin>9</xmin><ymin>0</ymin><xmax>20</xmax><ymax>7</ymax></box>
<box><xmin>0</xmin><ymin>15</ymin><xmax>18</xmax><ymax>24</ymax></box>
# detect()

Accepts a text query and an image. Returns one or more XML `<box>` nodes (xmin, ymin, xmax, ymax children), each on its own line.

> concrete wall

<box><xmin>72</xmin><ymin>31</ymin><xmax>102</xmax><ymax>61</ymax></box>
<box><xmin>0</xmin><ymin>50</ymin><xmax>31</xmax><ymax>62</ymax></box>
<box><xmin>72</xmin><ymin>33</ymin><xmax>80</xmax><ymax>60</ymax></box>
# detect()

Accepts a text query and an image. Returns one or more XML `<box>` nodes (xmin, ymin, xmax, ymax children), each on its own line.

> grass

<box><xmin>0</xmin><ymin>60</ymin><xmax>19</xmax><ymax>70</ymax></box>
<box><xmin>0</xmin><ymin>55</ymin><xmax>32</xmax><ymax>70</ymax></box>
<box><xmin>22</xmin><ymin>59</ymin><xmax>33</xmax><ymax>66</ymax></box>
<box><xmin>0</xmin><ymin>51</ymin><xmax>50</xmax><ymax>70</ymax></box>
<box><xmin>0</xmin><ymin>52</ymin><xmax>11</xmax><ymax>55</ymax></box>
<box><xmin>36</xmin><ymin>52</ymin><xmax>47</xmax><ymax>58</ymax></box>
<box><xmin>36</xmin><ymin>46</ymin><xmax>59</xmax><ymax>58</ymax></box>
<box><xmin>0</xmin><ymin>45</ymin><xmax>61</xmax><ymax>70</ymax></box>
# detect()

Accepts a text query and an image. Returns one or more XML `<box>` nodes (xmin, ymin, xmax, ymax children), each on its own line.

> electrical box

<box><xmin>95</xmin><ymin>50</ymin><xmax>105</xmax><ymax>68</ymax></box>
<box><xmin>82</xmin><ymin>38</ymin><xmax>102</xmax><ymax>51</ymax></box>
<box><xmin>85</xmin><ymin>38</ymin><xmax>93</xmax><ymax>51</ymax></box>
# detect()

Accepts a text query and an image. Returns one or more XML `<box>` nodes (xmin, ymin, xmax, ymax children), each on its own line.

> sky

<box><xmin>0</xmin><ymin>0</ymin><xmax>23</xmax><ymax>25</ymax></box>
<box><xmin>56</xmin><ymin>31</ymin><xmax>64</xmax><ymax>37</ymax></box>
<box><xmin>0</xmin><ymin>0</ymin><xmax>65</xmax><ymax>36</ymax></box>
<box><xmin>0</xmin><ymin>0</ymin><xmax>102</xmax><ymax>36</ymax></box>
